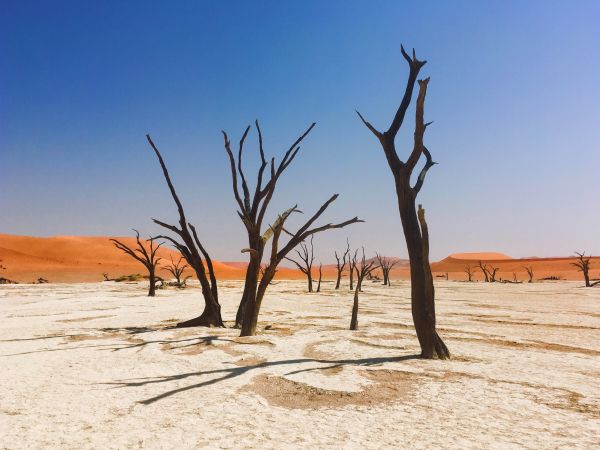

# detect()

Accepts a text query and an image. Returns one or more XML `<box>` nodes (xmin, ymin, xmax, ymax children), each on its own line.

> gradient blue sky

<box><xmin>1</xmin><ymin>0</ymin><xmax>599</xmax><ymax>262</ymax></box>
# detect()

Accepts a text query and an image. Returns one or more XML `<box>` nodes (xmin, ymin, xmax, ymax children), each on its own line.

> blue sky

<box><xmin>1</xmin><ymin>0</ymin><xmax>599</xmax><ymax>261</ymax></box>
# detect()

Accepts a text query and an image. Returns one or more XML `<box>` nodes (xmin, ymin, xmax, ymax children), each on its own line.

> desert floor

<box><xmin>1</xmin><ymin>280</ymin><xmax>599</xmax><ymax>449</ymax></box>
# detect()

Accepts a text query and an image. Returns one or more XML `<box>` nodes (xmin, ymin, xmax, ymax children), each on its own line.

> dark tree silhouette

<box><xmin>488</xmin><ymin>266</ymin><xmax>499</xmax><ymax>283</ymax></box>
<box><xmin>477</xmin><ymin>260</ymin><xmax>490</xmax><ymax>282</ymax></box>
<box><xmin>464</xmin><ymin>265</ymin><xmax>474</xmax><ymax>282</ymax></box>
<box><xmin>571</xmin><ymin>252</ymin><xmax>592</xmax><ymax>287</ymax></box>
<box><xmin>316</xmin><ymin>263</ymin><xmax>323</xmax><ymax>292</ymax></box>
<box><xmin>110</xmin><ymin>231</ymin><xmax>162</xmax><ymax>297</ymax></box>
<box><xmin>334</xmin><ymin>240</ymin><xmax>350</xmax><ymax>290</ymax></box>
<box><xmin>375</xmin><ymin>253</ymin><xmax>399</xmax><ymax>286</ymax></box>
<box><xmin>146</xmin><ymin>135</ymin><xmax>223</xmax><ymax>327</ymax></box>
<box><xmin>348</xmin><ymin>248</ymin><xmax>359</xmax><ymax>291</ymax></box>
<box><xmin>165</xmin><ymin>255</ymin><xmax>189</xmax><ymax>287</ymax></box>
<box><xmin>524</xmin><ymin>266</ymin><xmax>534</xmax><ymax>283</ymax></box>
<box><xmin>356</xmin><ymin>46</ymin><xmax>449</xmax><ymax>359</ymax></box>
<box><xmin>350</xmin><ymin>248</ymin><xmax>378</xmax><ymax>330</ymax></box>
<box><xmin>223</xmin><ymin>121</ymin><xmax>362</xmax><ymax>336</ymax></box>
<box><xmin>285</xmin><ymin>235</ymin><xmax>315</xmax><ymax>292</ymax></box>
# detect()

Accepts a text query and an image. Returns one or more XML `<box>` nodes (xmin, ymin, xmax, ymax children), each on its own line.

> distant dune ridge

<box><xmin>0</xmin><ymin>233</ymin><xmax>597</xmax><ymax>283</ymax></box>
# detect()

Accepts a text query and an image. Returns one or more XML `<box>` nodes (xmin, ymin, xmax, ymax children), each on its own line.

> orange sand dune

<box><xmin>431</xmin><ymin>255</ymin><xmax>600</xmax><ymax>282</ymax></box>
<box><xmin>447</xmin><ymin>252</ymin><xmax>512</xmax><ymax>260</ymax></box>
<box><xmin>0</xmin><ymin>234</ymin><xmax>257</xmax><ymax>283</ymax></box>
<box><xmin>1</xmin><ymin>234</ymin><xmax>597</xmax><ymax>284</ymax></box>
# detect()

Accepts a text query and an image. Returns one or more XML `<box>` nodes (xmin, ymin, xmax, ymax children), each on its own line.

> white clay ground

<box><xmin>1</xmin><ymin>280</ymin><xmax>599</xmax><ymax>449</ymax></box>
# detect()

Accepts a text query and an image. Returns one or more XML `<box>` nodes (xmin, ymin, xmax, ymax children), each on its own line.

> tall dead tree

<box><xmin>316</xmin><ymin>263</ymin><xmax>323</xmax><ymax>292</ymax></box>
<box><xmin>285</xmin><ymin>235</ymin><xmax>315</xmax><ymax>292</ymax></box>
<box><xmin>357</xmin><ymin>46</ymin><xmax>449</xmax><ymax>358</ymax></box>
<box><xmin>146</xmin><ymin>135</ymin><xmax>223</xmax><ymax>327</ymax></box>
<box><xmin>223</xmin><ymin>121</ymin><xmax>362</xmax><ymax>336</ymax></box>
<box><xmin>464</xmin><ymin>265</ymin><xmax>474</xmax><ymax>282</ymax></box>
<box><xmin>165</xmin><ymin>255</ymin><xmax>189</xmax><ymax>287</ymax></box>
<box><xmin>350</xmin><ymin>248</ymin><xmax>378</xmax><ymax>330</ymax></box>
<box><xmin>524</xmin><ymin>266</ymin><xmax>534</xmax><ymax>283</ymax></box>
<box><xmin>334</xmin><ymin>240</ymin><xmax>350</xmax><ymax>289</ymax></box>
<box><xmin>571</xmin><ymin>252</ymin><xmax>592</xmax><ymax>287</ymax></box>
<box><xmin>376</xmin><ymin>253</ymin><xmax>399</xmax><ymax>286</ymax></box>
<box><xmin>348</xmin><ymin>248</ymin><xmax>359</xmax><ymax>291</ymax></box>
<box><xmin>110</xmin><ymin>231</ymin><xmax>162</xmax><ymax>297</ymax></box>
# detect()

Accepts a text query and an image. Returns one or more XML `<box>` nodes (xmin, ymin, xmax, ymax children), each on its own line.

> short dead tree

<box><xmin>477</xmin><ymin>260</ymin><xmax>490</xmax><ymax>282</ymax></box>
<box><xmin>524</xmin><ymin>266</ymin><xmax>534</xmax><ymax>283</ymax></box>
<box><xmin>376</xmin><ymin>253</ymin><xmax>399</xmax><ymax>286</ymax></box>
<box><xmin>464</xmin><ymin>265</ymin><xmax>474</xmax><ymax>282</ymax></box>
<box><xmin>571</xmin><ymin>251</ymin><xmax>593</xmax><ymax>287</ymax></box>
<box><xmin>102</xmin><ymin>272</ymin><xmax>113</xmax><ymax>282</ymax></box>
<box><xmin>350</xmin><ymin>248</ymin><xmax>378</xmax><ymax>330</ymax></box>
<box><xmin>147</xmin><ymin>135</ymin><xmax>223</xmax><ymax>327</ymax></box>
<box><xmin>285</xmin><ymin>235</ymin><xmax>315</xmax><ymax>292</ymax></box>
<box><xmin>223</xmin><ymin>121</ymin><xmax>362</xmax><ymax>336</ymax></box>
<box><xmin>334</xmin><ymin>239</ymin><xmax>350</xmax><ymax>289</ymax></box>
<box><xmin>165</xmin><ymin>255</ymin><xmax>189</xmax><ymax>288</ymax></box>
<box><xmin>488</xmin><ymin>266</ymin><xmax>499</xmax><ymax>283</ymax></box>
<box><xmin>110</xmin><ymin>231</ymin><xmax>162</xmax><ymax>297</ymax></box>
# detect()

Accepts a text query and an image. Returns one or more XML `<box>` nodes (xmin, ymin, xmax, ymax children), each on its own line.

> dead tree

<box><xmin>334</xmin><ymin>240</ymin><xmax>350</xmax><ymax>289</ymax></box>
<box><xmin>464</xmin><ymin>265</ymin><xmax>474</xmax><ymax>282</ymax></box>
<box><xmin>350</xmin><ymin>248</ymin><xmax>379</xmax><ymax>330</ymax></box>
<box><xmin>223</xmin><ymin>121</ymin><xmax>362</xmax><ymax>336</ymax></box>
<box><xmin>285</xmin><ymin>235</ymin><xmax>315</xmax><ymax>292</ymax></box>
<box><xmin>110</xmin><ymin>231</ymin><xmax>162</xmax><ymax>297</ymax></box>
<box><xmin>146</xmin><ymin>135</ymin><xmax>223</xmax><ymax>327</ymax></box>
<box><xmin>376</xmin><ymin>253</ymin><xmax>399</xmax><ymax>286</ymax></box>
<box><xmin>571</xmin><ymin>252</ymin><xmax>592</xmax><ymax>287</ymax></box>
<box><xmin>477</xmin><ymin>261</ymin><xmax>489</xmax><ymax>282</ymax></box>
<box><xmin>165</xmin><ymin>255</ymin><xmax>189</xmax><ymax>287</ymax></box>
<box><xmin>348</xmin><ymin>248</ymin><xmax>359</xmax><ymax>291</ymax></box>
<box><xmin>524</xmin><ymin>266</ymin><xmax>534</xmax><ymax>283</ymax></box>
<box><xmin>488</xmin><ymin>266</ymin><xmax>499</xmax><ymax>283</ymax></box>
<box><xmin>357</xmin><ymin>46</ymin><xmax>449</xmax><ymax>358</ymax></box>
<box><xmin>316</xmin><ymin>263</ymin><xmax>323</xmax><ymax>292</ymax></box>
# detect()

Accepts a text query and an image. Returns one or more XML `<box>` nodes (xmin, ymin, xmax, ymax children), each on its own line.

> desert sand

<box><xmin>1</xmin><ymin>280</ymin><xmax>599</xmax><ymax>449</ymax></box>
<box><xmin>0</xmin><ymin>234</ymin><xmax>301</xmax><ymax>282</ymax></box>
<box><xmin>1</xmin><ymin>234</ymin><xmax>597</xmax><ymax>284</ymax></box>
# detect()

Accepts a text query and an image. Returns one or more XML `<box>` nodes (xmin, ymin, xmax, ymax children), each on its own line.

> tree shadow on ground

<box><xmin>104</xmin><ymin>354</ymin><xmax>421</xmax><ymax>405</ymax></box>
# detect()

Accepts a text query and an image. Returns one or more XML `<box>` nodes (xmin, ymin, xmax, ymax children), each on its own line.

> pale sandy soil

<box><xmin>1</xmin><ymin>280</ymin><xmax>599</xmax><ymax>449</ymax></box>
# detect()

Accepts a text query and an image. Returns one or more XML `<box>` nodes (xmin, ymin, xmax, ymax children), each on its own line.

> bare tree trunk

<box><xmin>239</xmin><ymin>246</ymin><xmax>262</xmax><ymax>334</ymax></box>
<box><xmin>357</xmin><ymin>48</ymin><xmax>449</xmax><ymax>358</ymax></box>
<box><xmin>349</xmin><ymin>249</ymin><xmax>377</xmax><ymax>331</ymax></box>
<box><xmin>317</xmin><ymin>264</ymin><xmax>322</xmax><ymax>292</ymax></box>
<box><xmin>148</xmin><ymin>270</ymin><xmax>156</xmax><ymax>297</ymax></box>
<box><xmin>350</xmin><ymin>282</ymin><xmax>360</xmax><ymax>330</ymax></box>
